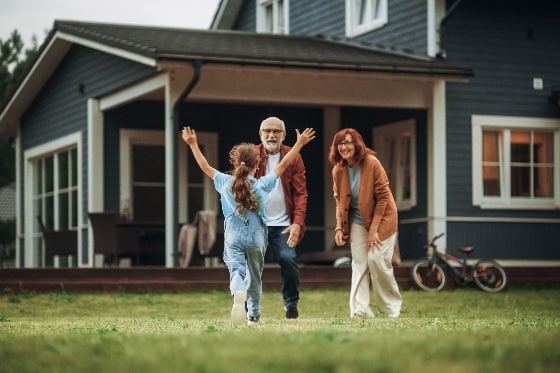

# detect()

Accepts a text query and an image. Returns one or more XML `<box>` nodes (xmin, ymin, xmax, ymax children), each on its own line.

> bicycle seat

<box><xmin>457</xmin><ymin>245</ymin><xmax>475</xmax><ymax>254</ymax></box>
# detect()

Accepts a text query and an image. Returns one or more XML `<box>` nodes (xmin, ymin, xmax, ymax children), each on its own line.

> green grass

<box><xmin>1</xmin><ymin>288</ymin><xmax>559</xmax><ymax>372</ymax></box>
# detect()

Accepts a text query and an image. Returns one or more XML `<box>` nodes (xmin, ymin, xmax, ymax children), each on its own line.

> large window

<box><xmin>257</xmin><ymin>0</ymin><xmax>288</xmax><ymax>34</ymax></box>
<box><xmin>472</xmin><ymin>115</ymin><xmax>560</xmax><ymax>209</ymax></box>
<box><xmin>346</xmin><ymin>0</ymin><xmax>388</xmax><ymax>37</ymax></box>
<box><xmin>373</xmin><ymin>119</ymin><xmax>417</xmax><ymax>210</ymax></box>
<box><xmin>25</xmin><ymin>133</ymin><xmax>81</xmax><ymax>267</ymax></box>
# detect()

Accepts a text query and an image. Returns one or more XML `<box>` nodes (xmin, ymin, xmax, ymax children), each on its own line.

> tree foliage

<box><xmin>0</xmin><ymin>30</ymin><xmax>38</xmax><ymax>188</ymax></box>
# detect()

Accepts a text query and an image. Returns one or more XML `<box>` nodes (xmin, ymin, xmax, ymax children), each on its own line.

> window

<box><xmin>257</xmin><ymin>0</ymin><xmax>288</xmax><ymax>34</ymax></box>
<box><xmin>120</xmin><ymin>130</ymin><xmax>218</xmax><ymax>223</ymax></box>
<box><xmin>346</xmin><ymin>0</ymin><xmax>388</xmax><ymax>37</ymax></box>
<box><xmin>24</xmin><ymin>133</ymin><xmax>81</xmax><ymax>267</ymax></box>
<box><xmin>373</xmin><ymin>119</ymin><xmax>417</xmax><ymax>210</ymax></box>
<box><xmin>472</xmin><ymin>115</ymin><xmax>560</xmax><ymax>209</ymax></box>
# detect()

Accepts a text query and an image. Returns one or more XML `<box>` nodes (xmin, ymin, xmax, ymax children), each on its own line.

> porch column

<box><xmin>323</xmin><ymin>107</ymin><xmax>340</xmax><ymax>251</ymax></box>
<box><xmin>87</xmin><ymin>99</ymin><xmax>103</xmax><ymax>267</ymax></box>
<box><xmin>428</xmin><ymin>81</ymin><xmax>447</xmax><ymax>249</ymax></box>
<box><xmin>164</xmin><ymin>75</ymin><xmax>178</xmax><ymax>268</ymax></box>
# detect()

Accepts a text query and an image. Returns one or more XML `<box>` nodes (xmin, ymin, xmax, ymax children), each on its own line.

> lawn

<box><xmin>1</xmin><ymin>288</ymin><xmax>559</xmax><ymax>372</ymax></box>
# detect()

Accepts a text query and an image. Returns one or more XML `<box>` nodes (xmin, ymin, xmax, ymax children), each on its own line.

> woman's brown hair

<box><xmin>328</xmin><ymin>128</ymin><xmax>375</xmax><ymax>166</ymax></box>
<box><xmin>229</xmin><ymin>143</ymin><xmax>259</xmax><ymax>215</ymax></box>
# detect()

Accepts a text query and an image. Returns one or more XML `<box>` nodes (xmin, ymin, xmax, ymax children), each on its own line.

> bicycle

<box><xmin>411</xmin><ymin>233</ymin><xmax>507</xmax><ymax>292</ymax></box>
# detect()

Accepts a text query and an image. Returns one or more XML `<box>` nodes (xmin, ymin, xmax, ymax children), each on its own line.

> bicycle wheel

<box><xmin>411</xmin><ymin>260</ymin><xmax>446</xmax><ymax>292</ymax></box>
<box><xmin>473</xmin><ymin>260</ymin><xmax>507</xmax><ymax>292</ymax></box>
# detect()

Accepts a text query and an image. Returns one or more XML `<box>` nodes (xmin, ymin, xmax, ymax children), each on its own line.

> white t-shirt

<box><xmin>265</xmin><ymin>153</ymin><xmax>290</xmax><ymax>226</ymax></box>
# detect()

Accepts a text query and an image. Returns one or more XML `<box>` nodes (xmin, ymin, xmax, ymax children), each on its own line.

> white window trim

<box><xmin>256</xmin><ymin>0</ymin><xmax>290</xmax><ymax>34</ymax></box>
<box><xmin>23</xmin><ymin>132</ymin><xmax>83</xmax><ymax>267</ymax></box>
<box><xmin>346</xmin><ymin>0</ymin><xmax>388</xmax><ymax>38</ymax></box>
<box><xmin>472</xmin><ymin>115</ymin><xmax>560</xmax><ymax>210</ymax></box>
<box><xmin>119</xmin><ymin>129</ymin><xmax>217</xmax><ymax>222</ymax></box>
<box><xmin>373</xmin><ymin>119</ymin><xmax>417</xmax><ymax>211</ymax></box>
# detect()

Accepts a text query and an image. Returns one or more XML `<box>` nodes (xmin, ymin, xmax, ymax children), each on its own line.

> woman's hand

<box><xmin>334</xmin><ymin>230</ymin><xmax>346</xmax><ymax>246</ymax></box>
<box><xmin>181</xmin><ymin>126</ymin><xmax>197</xmax><ymax>146</ymax></box>
<box><xmin>368</xmin><ymin>232</ymin><xmax>382</xmax><ymax>252</ymax></box>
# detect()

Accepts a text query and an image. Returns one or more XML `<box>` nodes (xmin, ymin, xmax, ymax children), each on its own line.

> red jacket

<box><xmin>255</xmin><ymin>144</ymin><xmax>308</xmax><ymax>243</ymax></box>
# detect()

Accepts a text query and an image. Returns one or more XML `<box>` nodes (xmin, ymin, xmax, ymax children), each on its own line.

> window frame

<box><xmin>373</xmin><ymin>119</ymin><xmax>417</xmax><ymax>211</ymax></box>
<box><xmin>346</xmin><ymin>0</ymin><xmax>388</xmax><ymax>37</ymax></box>
<box><xmin>256</xmin><ymin>0</ymin><xmax>289</xmax><ymax>34</ymax></box>
<box><xmin>472</xmin><ymin>115</ymin><xmax>560</xmax><ymax>210</ymax></box>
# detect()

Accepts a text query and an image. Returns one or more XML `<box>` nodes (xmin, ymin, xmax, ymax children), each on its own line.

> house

<box><xmin>0</xmin><ymin>0</ymin><xmax>557</xmax><ymax>268</ymax></box>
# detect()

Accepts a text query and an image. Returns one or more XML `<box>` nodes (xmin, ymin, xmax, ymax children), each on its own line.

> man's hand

<box><xmin>282</xmin><ymin>224</ymin><xmax>301</xmax><ymax>248</ymax></box>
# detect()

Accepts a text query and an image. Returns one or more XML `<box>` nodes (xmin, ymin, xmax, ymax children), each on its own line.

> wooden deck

<box><xmin>1</xmin><ymin>264</ymin><xmax>559</xmax><ymax>293</ymax></box>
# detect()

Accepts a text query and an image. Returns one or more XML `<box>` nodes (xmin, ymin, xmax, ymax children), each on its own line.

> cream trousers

<box><xmin>349</xmin><ymin>223</ymin><xmax>402</xmax><ymax>318</ymax></box>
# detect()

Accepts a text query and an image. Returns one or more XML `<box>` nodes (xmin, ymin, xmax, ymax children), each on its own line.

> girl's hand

<box><xmin>182</xmin><ymin>126</ymin><xmax>197</xmax><ymax>146</ymax></box>
<box><xmin>295</xmin><ymin>128</ymin><xmax>316</xmax><ymax>145</ymax></box>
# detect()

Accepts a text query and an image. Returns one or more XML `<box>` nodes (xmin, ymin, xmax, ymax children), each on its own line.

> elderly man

<box><xmin>254</xmin><ymin>116</ymin><xmax>308</xmax><ymax>319</ymax></box>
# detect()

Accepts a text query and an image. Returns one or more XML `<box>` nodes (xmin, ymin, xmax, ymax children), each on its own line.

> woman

<box><xmin>182</xmin><ymin>126</ymin><xmax>315</xmax><ymax>325</ymax></box>
<box><xmin>329</xmin><ymin>128</ymin><xmax>402</xmax><ymax>318</ymax></box>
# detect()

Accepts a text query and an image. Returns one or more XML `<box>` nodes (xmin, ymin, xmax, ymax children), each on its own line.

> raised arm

<box><xmin>181</xmin><ymin>126</ymin><xmax>216</xmax><ymax>179</ymax></box>
<box><xmin>273</xmin><ymin>128</ymin><xmax>316</xmax><ymax>177</ymax></box>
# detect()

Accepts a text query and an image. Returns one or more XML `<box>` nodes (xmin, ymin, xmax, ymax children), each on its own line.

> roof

<box><xmin>0</xmin><ymin>20</ymin><xmax>473</xmax><ymax>138</ymax></box>
<box><xmin>53</xmin><ymin>20</ymin><xmax>471</xmax><ymax>75</ymax></box>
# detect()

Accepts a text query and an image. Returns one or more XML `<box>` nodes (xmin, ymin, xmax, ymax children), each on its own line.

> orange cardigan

<box><xmin>332</xmin><ymin>155</ymin><xmax>398</xmax><ymax>241</ymax></box>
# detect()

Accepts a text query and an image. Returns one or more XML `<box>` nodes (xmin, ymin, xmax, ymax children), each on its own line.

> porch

<box><xmin>1</xmin><ymin>263</ymin><xmax>558</xmax><ymax>294</ymax></box>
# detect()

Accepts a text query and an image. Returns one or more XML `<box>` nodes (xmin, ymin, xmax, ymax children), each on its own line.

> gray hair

<box><xmin>259</xmin><ymin>117</ymin><xmax>285</xmax><ymax>131</ymax></box>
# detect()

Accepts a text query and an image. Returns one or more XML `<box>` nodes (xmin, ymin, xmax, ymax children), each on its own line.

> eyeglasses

<box><xmin>337</xmin><ymin>140</ymin><xmax>353</xmax><ymax>148</ymax></box>
<box><xmin>261</xmin><ymin>129</ymin><xmax>284</xmax><ymax>135</ymax></box>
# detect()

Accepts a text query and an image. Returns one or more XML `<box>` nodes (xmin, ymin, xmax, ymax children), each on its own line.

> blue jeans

<box><xmin>267</xmin><ymin>226</ymin><xmax>300</xmax><ymax>307</ymax></box>
<box><xmin>223</xmin><ymin>212</ymin><xmax>267</xmax><ymax>319</ymax></box>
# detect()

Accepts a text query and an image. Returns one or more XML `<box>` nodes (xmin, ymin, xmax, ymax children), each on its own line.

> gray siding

<box><xmin>234</xmin><ymin>0</ymin><xmax>427</xmax><ymax>53</ymax></box>
<box><xmin>447</xmin><ymin>221</ymin><xmax>559</xmax><ymax>260</ymax></box>
<box><xmin>442</xmin><ymin>1</ymin><xmax>560</xmax><ymax>259</ymax></box>
<box><xmin>290</xmin><ymin>0</ymin><xmax>346</xmax><ymax>37</ymax></box>
<box><xmin>445</xmin><ymin>0</ymin><xmax>560</xmax><ymax>219</ymax></box>
<box><xmin>354</xmin><ymin>0</ymin><xmax>427</xmax><ymax>54</ymax></box>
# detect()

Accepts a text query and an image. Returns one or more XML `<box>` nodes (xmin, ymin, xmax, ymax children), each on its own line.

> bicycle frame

<box><xmin>426</xmin><ymin>233</ymin><xmax>474</xmax><ymax>283</ymax></box>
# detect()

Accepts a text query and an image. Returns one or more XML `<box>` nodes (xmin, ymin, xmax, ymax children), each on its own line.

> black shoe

<box><xmin>285</xmin><ymin>305</ymin><xmax>298</xmax><ymax>319</ymax></box>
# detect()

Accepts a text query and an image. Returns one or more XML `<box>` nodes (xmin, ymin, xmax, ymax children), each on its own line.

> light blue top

<box><xmin>213</xmin><ymin>171</ymin><xmax>279</xmax><ymax>222</ymax></box>
<box><xmin>348</xmin><ymin>166</ymin><xmax>363</xmax><ymax>225</ymax></box>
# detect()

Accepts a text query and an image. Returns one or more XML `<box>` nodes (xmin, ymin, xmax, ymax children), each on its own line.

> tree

<box><xmin>0</xmin><ymin>30</ymin><xmax>38</xmax><ymax>188</ymax></box>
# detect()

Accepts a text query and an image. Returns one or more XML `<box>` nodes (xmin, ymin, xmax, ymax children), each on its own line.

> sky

<box><xmin>1</xmin><ymin>0</ymin><xmax>221</xmax><ymax>47</ymax></box>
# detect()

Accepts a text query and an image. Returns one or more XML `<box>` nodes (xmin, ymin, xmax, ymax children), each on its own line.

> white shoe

<box><xmin>231</xmin><ymin>291</ymin><xmax>247</xmax><ymax>324</ymax></box>
<box><xmin>388</xmin><ymin>312</ymin><xmax>400</xmax><ymax>318</ymax></box>
<box><xmin>247</xmin><ymin>316</ymin><xmax>260</xmax><ymax>326</ymax></box>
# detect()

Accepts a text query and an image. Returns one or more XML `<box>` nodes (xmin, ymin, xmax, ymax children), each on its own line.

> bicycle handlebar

<box><xmin>428</xmin><ymin>232</ymin><xmax>445</xmax><ymax>247</ymax></box>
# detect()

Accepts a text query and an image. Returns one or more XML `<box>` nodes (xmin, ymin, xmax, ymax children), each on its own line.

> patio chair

<box><xmin>36</xmin><ymin>216</ymin><xmax>77</xmax><ymax>267</ymax></box>
<box><xmin>88</xmin><ymin>211</ymin><xmax>139</xmax><ymax>266</ymax></box>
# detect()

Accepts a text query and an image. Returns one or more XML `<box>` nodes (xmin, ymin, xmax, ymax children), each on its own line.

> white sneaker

<box><xmin>388</xmin><ymin>311</ymin><xmax>400</xmax><ymax>318</ymax></box>
<box><xmin>247</xmin><ymin>316</ymin><xmax>260</xmax><ymax>326</ymax></box>
<box><xmin>231</xmin><ymin>291</ymin><xmax>247</xmax><ymax>324</ymax></box>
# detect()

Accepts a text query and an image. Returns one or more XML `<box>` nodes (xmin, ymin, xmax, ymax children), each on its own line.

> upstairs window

<box><xmin>472</xmin><ymin>115</ymin><xmax>560</xmax><ymax>209</ymax></box>
<box><xmin>257</xmin><ymin>0</ymin><xmax>289</xmax><ymax>34</ymax></box>
<box><xmin>346</xmin><ymin>0</ymin><xmax>388</xmax><ymax>37</ymax></box>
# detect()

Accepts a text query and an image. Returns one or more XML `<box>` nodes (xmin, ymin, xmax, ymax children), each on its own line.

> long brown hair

<box><xmin>229</xmin><ymin>143</ymin><xmax>259</xmax><ymax>215</ymax></box>
<box><xmin>328</xmin><ymin>128</ymin><xmax>375</xmax><ymax>166</ymax></box>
